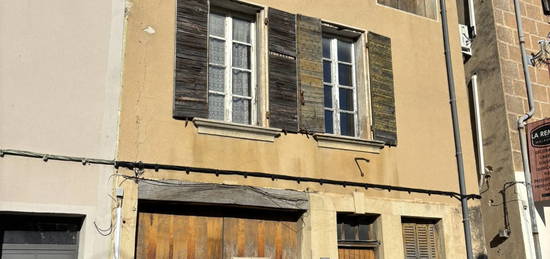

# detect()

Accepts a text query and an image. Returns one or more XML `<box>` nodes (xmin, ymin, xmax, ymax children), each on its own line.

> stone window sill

<box><xmin>193</xmin><ymin>118</ymin><xmax>281</xmax><ymax>142</ymax></box>
<box><xmin>313</xmin><ymin>133</ymin><xmax>385</xmax><ymax>153</ymax></box>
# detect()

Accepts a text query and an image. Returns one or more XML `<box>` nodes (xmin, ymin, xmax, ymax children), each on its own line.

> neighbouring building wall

<box><xmin>117</xmin><ymin>0</ymin><xmax>484</xmax><ymax>258</ymax></box>
<box><xmin>0</xmin><ymin>0</ymin><xmax>125</xmax><ymax>258</ymax></box>
<box><xmin>463</xmin><ymin>0</ymin><xmax>550</xmax><ymax>257</ymax></box>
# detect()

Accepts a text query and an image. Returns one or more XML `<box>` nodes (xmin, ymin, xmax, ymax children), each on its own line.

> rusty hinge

<box><xmin>300</xmin><ymin>90</ymin><xmax>305</xmax><ymax>105</ymax></box>
<box><xmin>266</xmin><ymin>111</ymin><xmax>271</xmax><ymax>119</ymax></box>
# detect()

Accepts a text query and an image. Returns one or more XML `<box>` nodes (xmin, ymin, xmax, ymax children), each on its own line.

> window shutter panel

<box><xmin>268</xmin><ymin>8</ymin><xmax>298</xmax><ymax>132</ymax></box>
<box><xmin>173</xmin><ymin>0</ymin><xmax>209</xmax><ymax>119</ymax></box>
<box><xmin>416</xmin><ymin>224</ymin><xmax>430</xmax><ymax>258</ymax></box>
<box><xmin>402</xmin><ymin>223</ymin><xmax>418</xmax><ymax>259</ymax></box>
<box><xmin>296</xmin><ymin>15</ymin><xmax>324</xmax><ymax>133</ymax></box>
<box><xmin>427</xmin><ymin>224</ymin><xmax>438</xmax><ymax>258</ymax></box>
<box><xmin>368</xmin><ymin>32</ymin><xmax>397</xmax><ymax>146</ymax></box>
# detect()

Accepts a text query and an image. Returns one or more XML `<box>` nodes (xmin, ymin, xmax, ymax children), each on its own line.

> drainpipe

<box><xmin>439</xmin><ymin>0</ymin><xmax>474</xmax><ymax>258</ymax></box>
<box><xmin>513</xmin><ymin>0</ymin><xmax>543</xmax><ymax>256</ymax></box>
<box><xmin>470</xmin><ymin>74</ymin><xmax>487</xmax><ymax>189</ymax></box>
<box><xmin>114</xmin><ymin>188</ymin><xmax>124</xmax><ymax>259</ymax></box>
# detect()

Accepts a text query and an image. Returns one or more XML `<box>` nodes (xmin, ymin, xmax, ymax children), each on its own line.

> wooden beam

<box><xmin>138</xmin><ymin>180</ymin><xmax>309</xmax><ymax>210</ymax></box>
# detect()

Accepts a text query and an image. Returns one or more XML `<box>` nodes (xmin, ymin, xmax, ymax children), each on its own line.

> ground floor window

<box><xmin>0</xmin><ymin>213</ymin><xmax>83</xmax><ymax>259</ymax></box>
<box><xmin>402</xmin><ymin>217</ymin><xmax>442</xmax><ymax>259</ymax></box>
<box><xmin>337</xmin><ymin>213</ymin><xmax>379</xmax><ymax>259</ymax></box>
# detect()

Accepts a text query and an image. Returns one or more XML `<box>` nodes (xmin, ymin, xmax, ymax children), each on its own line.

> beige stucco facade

<box><xmin>0</xmin><ymin>0</ymin><xmax>125</xmax><ymax>258</ymax></box>
<box><xmin>116</xmin><ymin>0</ymin><xmax>485</xmax><ymax>258</ymax></box>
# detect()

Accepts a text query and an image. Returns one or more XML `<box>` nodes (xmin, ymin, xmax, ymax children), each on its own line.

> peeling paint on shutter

<box><xmin>268</xmin><ymin>8</ymin><xmax>298</xmax><ymax>132</ymax></box>
<box><xmin>297</xmin><ymin>15</ymin><xmax>324</xmax><ymax>133</ymax></box>
<box><xmin>173</xmin><ymin>0</ymin><xmax>209</xmax><ymax>119</ymax></box>
<box><xmin>368</xmin><ymin>32</ymin><xmax>397</xmax><ymax>146</ymax></box>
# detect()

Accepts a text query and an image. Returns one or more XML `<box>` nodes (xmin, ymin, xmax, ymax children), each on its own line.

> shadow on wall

<box><xmin>489</xmin><ymin>233</ymin><xmax>508</xmax><ymax>248</ymax></box>
<box><xmin>476</xmin><ymin>254</ymin><xmax>489</xmax><ymax>259</ymax></box>
<box><xmin>535</xmin><ymin>200</ymin><xmax>550</xmax><ymax>224</ymax></box>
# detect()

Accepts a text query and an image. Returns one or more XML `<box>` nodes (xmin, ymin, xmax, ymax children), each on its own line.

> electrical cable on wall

<box><xmin>0</xmin><ymin>148</ymin><xmax>481</xmax><ymax>200</ymax></box>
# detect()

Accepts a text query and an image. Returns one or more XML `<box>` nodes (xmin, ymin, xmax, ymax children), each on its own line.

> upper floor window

<box><xmin>208</xmin><ymin>11</ymin><xmax>256</xmax><ymax>125</ymax></box>
<box><xmin>323</xmin><ymin>36</ymin><xmax>357</xmax><ymax>137</ymax></box>
<box><xmin>377</xmin><ymin>0</ymin><xmax>437</xmax><ymax>19</ymax></box>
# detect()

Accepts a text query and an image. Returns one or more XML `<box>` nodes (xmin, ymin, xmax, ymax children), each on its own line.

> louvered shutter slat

<box><xmin>174</xmin><ymin>0</ymin><xmax>209</xmax><ymax>119</ymax></box>
<box><xmin>368</xmin><ymin>32</ymin><xmax>397</xmax><ymax>145</ymax></box>
<box><xmin>297</xmin><ymin>14</ymin><xmax>324</xmax><ymax>133</ymax></box>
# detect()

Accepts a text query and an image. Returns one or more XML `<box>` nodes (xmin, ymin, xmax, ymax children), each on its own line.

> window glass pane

<box><xmin>209</xmin><ymin>66</ymin><xmax>225</xmax><ymax>92</ymax></box>
<box><xmin>323</xmin><ymin>38</ymin><xmax>331</xmax><ymax>58</ymax></box>
<box><xmin>232</xmin><ymin>18</ymin><xmax>251</xmax><ymax>43</ymax></box>
<box><xmin>232</xmin><ymin>97</ymin><xmax>250</xmax><ymax>124</ymax></box>
<box><xmin>232</xmin><ymin>43</ymin><xmax>250</xmax><ymax>69</ymax></box>
<box><xmin>358</xmin><ymin>224</ymin><xmax>370</xmax><ymax>240</ymax></box>
<box><xmin>325</xmin><ymin>110</ymin><xmax>334</xmax><ymax>133</ymax></box>
<box><xmin>323</xmin><ymin>60</ymin><xmax>332</xmax><ymax>83</ymax></box>
<box><xmin>209</xmin><ymin>38</ymin><xmax>225</xmax><ymax>65</ymax></box>
<box><xmin>339</xmin><ymin>88</ymin><xmax>354</xmax><ymax>111</ymax></box>
<box><xmin>209</xmin><ymin>13</ymin><xmax>225</xmax><ymax>38</ymax></box>
<box><xmin>343</xmin><ymin>223</ymin><xmax>357</xmax><ymax>240</ymax></box>
<box><xmin>324</xmin><ymin>85</ymin><xmax>332</xmax><ymax>108</ymax></box>
<box><xmin>208</xmin><ymin>93</ymin><xmax>225</xmax><ymax>120</ymax></box>
<box><xmin>337</xmin><ymin>40</ymin><xmax>352</xmax><ymax>63</ymax></box>
<box><xmin>338</xmin><ymin>63</ymin><xmax>353</xmax><ymax>86</ymax></box>
<box><xmin>3</xmin><ymin>230</ymin><xmax>78</xmax><ymax>244</ymax></box>
<box><xmin>232</xmin><ymin>70</ymin><xmax>250</xmax><ymax>96</ymax></box>
<box><xmin>340</xmin><ymin>112</ymin><xmax>355</xmax><ymax>136</ymax></box>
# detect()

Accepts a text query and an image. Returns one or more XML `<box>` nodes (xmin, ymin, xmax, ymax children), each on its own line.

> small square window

<box><xmin>208</xmin><ymin>11</ymin><xmax>256</xmax><ymax>125</ymax></box>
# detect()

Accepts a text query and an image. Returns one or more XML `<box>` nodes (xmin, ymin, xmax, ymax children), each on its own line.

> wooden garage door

<box><xmin>337</xmin><ymin>247</ymin><xmax>375</xmax><ymax>259</ymax></box>
<box><xmin>136</xmin><ymin>208</ymin><xmax>299</xmax><ymax>259</ymax></box>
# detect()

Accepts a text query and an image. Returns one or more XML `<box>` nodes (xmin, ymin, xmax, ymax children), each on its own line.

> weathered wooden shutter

<box><xmin>296</xmin><ymin>15</ymin><xmax>324</xmax><ymax>133</ymax></box>
<box><xmin>173</xmin><ymin>0</ymin><xmax>209</xmax><ymax>119</ymax></box>
<box><xmin>427</xmin><ymin>224</ymin><xmax>438</xmax><ymax>258</ymax></box>
<box><xmin>368</xmin><ymin>32</ymin><xmax>397</xmax><ymax>146</ymax></box>
<box><xmin>402</xmin><ymin>223</ymin><xmax>418</xmax><ymax>259</ymax></box>
<box><xmin>402</xmin><ymin>223</ymin><xmax>439</xmax><ymax>259</ymax></box>
<box><xmin>268</xmin><ymin>8</ymin><xmax>298</xmax><ymax>132</ymax></box>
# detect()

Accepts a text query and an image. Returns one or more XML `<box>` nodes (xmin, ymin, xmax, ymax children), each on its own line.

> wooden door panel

<box><xmin>338</xmin><ymin>247</ymin><xmax>375</xmax><ymax>259</ymax></box>
<box><xmin>136</xmin><ymin>212</ymin><xmax>223</xmax><ymax>259</ymax></box>
<box><xmin>136</xmin><ymin>211</ymin><xmax>298</xmax><ymax>259</ymax></box>
<box><xmin>222</xmin><ymin>218</ymin><xmax>298</xmax><ymax>259</ymax></box>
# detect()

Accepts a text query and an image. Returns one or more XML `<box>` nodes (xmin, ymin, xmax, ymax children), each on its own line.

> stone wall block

<box><xmin>495</xmin><ymin>0</ymin><xmax>514</xmax><ymax>12</ymax></box>
<box><xmin>506</xmin><ymin>94</ymin><xmax>527</xmax><ymax>114</ymax></box>
<box><xmin>497</xmin><ymin>26</ymin><xmax>516</xmax><ymax>44</ymax></box>
<box><xmin>502</xmin><ymin>59</ymin><xmax>521</xmax><ymax>78</ymax></box>
<box><xmin>533</xmin><ymin>85</ymin><xmax>549</xmax><ymax>102</ymax></box>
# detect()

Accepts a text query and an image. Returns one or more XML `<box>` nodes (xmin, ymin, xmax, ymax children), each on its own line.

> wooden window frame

<box><xmin>208</xmin><ymin>9</ymin><xmax>258</xmax><ymax>125</ymax></box>
<box><xmin>323</xmin><ymin>35</ymin><xmax>358</xmax><ymax>137</ymax></box>
<box><xmin>336</xmin><ymin>214</ymin><xmax>380</xmax><ymax>249</ymax></box>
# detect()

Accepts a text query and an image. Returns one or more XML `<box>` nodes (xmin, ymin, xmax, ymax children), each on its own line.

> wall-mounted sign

<box><xmin>526</xmin><ymin>118</ymin><xmax>550</xmax><ymax>202</ymax></box>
